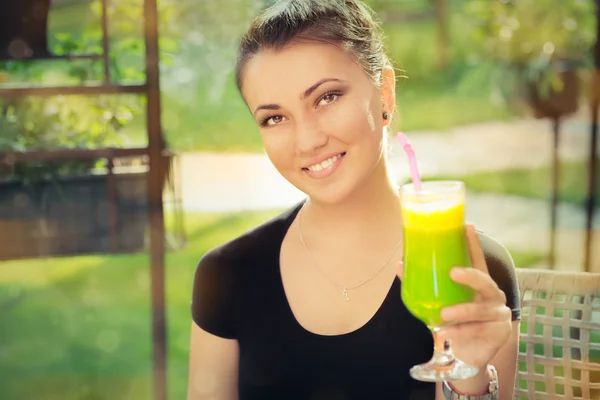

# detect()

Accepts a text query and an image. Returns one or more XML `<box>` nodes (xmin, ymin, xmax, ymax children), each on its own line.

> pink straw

<box><xmin>397</xmin><ymin>132</ymin><xmax>422</xmax><ymax>192</ymax></box>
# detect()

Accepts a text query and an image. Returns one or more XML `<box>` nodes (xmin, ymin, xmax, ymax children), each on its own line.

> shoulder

<box><xmin>477</xmin><ymin>231</ymin><xmax>521</xmax><ymax>320</ymax></box>
<box><xmin>478</xmin><ymin>231</ymin><xmax>515</xmax><ymax>274</ymax></box>
<box><xmin>191</xmin><ymin>203</ymin><xmax>302</xmax><ymax>337</ymax></box>
<box><xmin>196</xmin><ymin>203</ymin><xmax>301</xmax><ymax>272</ymax></box>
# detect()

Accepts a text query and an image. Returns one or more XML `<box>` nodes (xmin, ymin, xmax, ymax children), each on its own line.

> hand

<box><xmin>395</xmin><ymin>224</ymin><xmax>512</xmax><ymax>369</ymax></box>
<box><xmin>436</xmin><ymin>225</ymin><xmax>512</xmax><ymax>370</ymax></box>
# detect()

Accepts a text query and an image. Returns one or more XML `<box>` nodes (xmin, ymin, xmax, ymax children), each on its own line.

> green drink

<box><xmin>400</xmin><ymin>180</ymin><xmax>478</xmax><ymax>382</ymax></box>
<box><xmin>401</xmin><ymin>203</ymin><xmax>475</xmax><ymax>328</ymax></box>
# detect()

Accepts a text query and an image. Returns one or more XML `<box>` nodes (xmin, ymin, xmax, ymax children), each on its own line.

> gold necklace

<box><xmin>297</xmin><ymin>205</ymin><xmax>403</xmax><ymax>301</ymax></box>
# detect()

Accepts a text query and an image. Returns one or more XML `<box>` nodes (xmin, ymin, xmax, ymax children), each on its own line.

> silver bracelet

<box><xmin>442</xmin><ymin>365</ymin><xmax>498</xmax><ymax>400</ymax></box>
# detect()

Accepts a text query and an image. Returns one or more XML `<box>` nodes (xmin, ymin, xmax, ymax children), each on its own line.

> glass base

<box><xmin>409</xmin><ymin>354</ymin><xmax>479</xmax><ymax>382</ymax></box>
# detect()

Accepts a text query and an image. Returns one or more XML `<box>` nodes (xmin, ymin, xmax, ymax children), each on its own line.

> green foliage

<box><xmin>0</xmin><ymin>95</ymin><xmax>141</xmax><ymax>183</ymax></box>
<box><xmin>465</xmin><ymin>0</ymin><xmax>595</xmax><ymax>63</ymax></box>
<box><xmin>0</xmin><ymin>0</ymin><xmax>263</xmax><ymax>159</ymax></box>
<box><xmin>462</xmin><ymin>0</ymin><xmax>596</xmax><ymax>100</ymax></box>
<box><xmin>1</xmin><ymin>96</ymin><xmax>137</xmax><ymax>151</ymax></box>
<box><xmin>0</xmin><ymin>0</ymin><xmax>175</xmax><ymax>182</ymax></box>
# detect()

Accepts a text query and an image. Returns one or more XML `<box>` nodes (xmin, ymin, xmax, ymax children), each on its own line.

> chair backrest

<box><xmin>515</xmin><ymin>268</ymin><xmax>600</xmax><ymax>400</ymax></box>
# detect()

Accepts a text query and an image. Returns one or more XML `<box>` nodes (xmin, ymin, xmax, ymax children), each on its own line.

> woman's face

<box><xmin>241</xmin><ymin>41</ymin><xmax>395</xmax><ymax>204</ymax></box>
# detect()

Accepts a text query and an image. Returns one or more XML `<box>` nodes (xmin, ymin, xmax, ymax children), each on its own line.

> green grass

<box><xmin>0</xmin><ymin>207</ymin><xmax>545</xmax><ymax>399</ymax></box>
<box><xmin>431</xmin><ymin>161</ymin><xmax>600</xmax><ymax>207</ymax></box>
<box><xmin>0</xmin><ymin>209</ymin><xmax>281</xmax><ymax>400</ymax></box>
<box><xmin>510</xmin><ymin>251</ymin><xmax>547</xmax><ymax>269</ymax></box>
<box><xmin>396</xmin><ymin>80</ymin><xmax>511</xmax><ymax>132</ymax></box>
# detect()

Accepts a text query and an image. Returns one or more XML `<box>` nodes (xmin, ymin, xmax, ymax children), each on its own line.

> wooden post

<box><xmin>549</xmin><ymin>118</ymin><xmax>560</xmax><ymax>270</ymax></box>
<box><xmin>100</xmin><ymin>0</ymin><xmax>111</xmax><ymax>82</ymax></box>
<box><xmin>107</xmin><ymin>156</ymin><xmax>118</xmax><ymax>253</ymax></box>
<box><xmin>143</xmin><ymin>0</ymin><xmax>167</xmax><ymax>398</ymax></box>
<box><xmin>434</xmin><ymin>0</ymin><xmax>448</xmax><ymax>70</ymax></box>
<box><xmin>583</xmin><ymin>0</ymin><xmax>600</xmax><ymax>273</ymax></box>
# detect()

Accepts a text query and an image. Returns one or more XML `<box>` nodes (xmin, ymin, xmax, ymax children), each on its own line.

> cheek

<box><xmin>260</xmin><ymin>130</ymin><xmax>296</xmax><ymax>168</ymax></box>
<box><xmin>322</xmin><ymin>97</ymin><xmax>379</xmax><ymax>143</ymax></box>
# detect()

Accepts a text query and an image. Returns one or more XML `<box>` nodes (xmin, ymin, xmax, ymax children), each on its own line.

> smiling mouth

<box><xmin>302</xmin><ymin>152</ymin><xmax>346</xmax><ymax>172</ymax></box>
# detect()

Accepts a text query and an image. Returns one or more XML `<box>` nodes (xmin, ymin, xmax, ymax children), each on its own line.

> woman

<box><xmin>188</xmin><ymin>1</ymin><xmax>520</xmax><ymax>399</ymax></box>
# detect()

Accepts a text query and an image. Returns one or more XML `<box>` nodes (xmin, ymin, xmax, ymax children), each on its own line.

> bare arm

<box><xmin>493</xmin><ymin>320</ymin><xmax>520</xmax><ymax>400</ymax></box>
<box><xmin>187</xmin><ymin>322</ymin><xmax>239</xmax><ymax>400</ymax></box>
<box><xmin>435</xmin><ymin>320</ymin><xmax>520</xmax><ymax>400</ymax></box>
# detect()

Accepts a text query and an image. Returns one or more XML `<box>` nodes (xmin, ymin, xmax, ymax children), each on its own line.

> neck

<box><xmin>302</xmin><ymin>161</ymin><xmax>402</xmax><ymax>241</ymax></box>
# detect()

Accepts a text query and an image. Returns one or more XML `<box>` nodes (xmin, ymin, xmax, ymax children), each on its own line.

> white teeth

<box><xmin>308</xmin><ymin>154</ymin><xmax>341</xmax><ymax>172</ymax></box>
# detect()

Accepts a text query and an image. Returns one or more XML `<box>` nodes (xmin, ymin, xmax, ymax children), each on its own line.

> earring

<box><xmin>383</xmin><ymin>111</ymin><xmax>389</xmax><ymax>120</ymax></box>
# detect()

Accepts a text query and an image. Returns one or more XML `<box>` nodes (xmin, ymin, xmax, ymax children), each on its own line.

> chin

<box><xmin>307</xmin><ymin>190</ymin><xmax>350</xmax><ymax>205</ymax></box>
<box><xmin>294</xmin><ymin>177</ymin><xmax>360</xmax><ymax>206</ymax></box>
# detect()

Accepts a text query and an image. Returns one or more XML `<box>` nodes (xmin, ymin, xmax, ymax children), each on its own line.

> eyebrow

<box><xmin>253</xmin><ymin>78</ymin><xmax>346</xmax><ymax>116</ymax></box>
<box><xmin>302</xmin><ymin>78</ymin><xmax>345</xmax><ymax>99</ymax></box>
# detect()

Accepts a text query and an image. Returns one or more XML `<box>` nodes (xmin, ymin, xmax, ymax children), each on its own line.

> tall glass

<box><xmin>400</xmin><ymin>180</ymin><xmax>478</xmax><ymax>382</ymax></box>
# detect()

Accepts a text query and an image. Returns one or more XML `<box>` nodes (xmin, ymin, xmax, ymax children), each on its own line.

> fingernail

<box><xmin>441</xmin><ymin>308</ymin><xmax>452</xmax><ymax>321</ymax></box>
<box><xmin>396</xmin><ymin>262</ymin><xmax>404</xmax><ymax>278</ymax></box>
<box><xmin>451</xmin><ymin>267</ymin><xmax>465</xmax><ymax>278</ymax></box>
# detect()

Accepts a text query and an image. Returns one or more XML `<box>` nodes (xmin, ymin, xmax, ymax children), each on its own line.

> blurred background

<box><xmin>0</xmin><ymin>0</ymin><xmax>598</xmax><ymax>399</ymax></box>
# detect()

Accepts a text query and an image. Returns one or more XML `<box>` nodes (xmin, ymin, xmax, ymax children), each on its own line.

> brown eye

<box><xmin>269</xmin><ymin>115</ymin><xmax>283</xmax><ymax>125</ymax></box>
<box><xmin>263</xmin><ymin>115</ymin><xmax>285</xmax><ymax>127</ymax></box>
<box><xmin>318</xmin><ymin>92</ymin><xmax>340</xmax><ymax>106</ymax></box>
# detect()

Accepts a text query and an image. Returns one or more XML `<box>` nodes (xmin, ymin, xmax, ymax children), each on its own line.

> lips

<box><xmin>303</xmin><ymin>152</ymin><xmax>346</xmax><ymax>172</ymax></box>
<box><xmin>302</xmin><ymin>152</ymin><xmax>346</xmax><ymax>179</ymax></box>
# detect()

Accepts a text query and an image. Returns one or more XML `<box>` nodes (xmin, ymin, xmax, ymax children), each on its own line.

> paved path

<box><xmin>171</xmin><ymin>111</ymin><xmax>599</xmax><ymax>272</ymax></box>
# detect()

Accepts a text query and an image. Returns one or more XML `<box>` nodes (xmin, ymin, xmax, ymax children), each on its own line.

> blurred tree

<box><xmin>0</xmin><ymin>95</ymin><xmax>133</xmax><ymax>181</ymax></box>
<box><xmin>463</xmin><ymin>0</ymin><xmax>595</xmax><ymax>114</ymax></box>
<box><xmin>0</xmin><ymin>0</ymin><xmax>179</xmax><ymax>181</ymax></box>
<box><xmin>434</xmin><ymin>0</ymin><xmax>448</xmax><ymax>70</ymax></box>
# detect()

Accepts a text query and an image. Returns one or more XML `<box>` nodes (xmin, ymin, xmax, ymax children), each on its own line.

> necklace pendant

<box><xmin>343</xmin><ymin>287</ymin><xmax>350</xmax><ymax>301</ymax></box>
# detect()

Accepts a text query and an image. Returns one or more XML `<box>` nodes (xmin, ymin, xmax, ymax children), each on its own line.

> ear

<box><xmin>380</xmin><ymin>66</ymin><xmax>396</xmax><ymax>126</ymax></box>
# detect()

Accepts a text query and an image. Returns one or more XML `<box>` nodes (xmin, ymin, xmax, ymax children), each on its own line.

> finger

<box><xmin>438</xmin><ymin>319</ymin><xmax>513</xmax><ymax>346</ymax></box>
<box><xmin>441</xmin><ymin>302</ymin><xmax>511</xmax><ymax>324</ymax></box>
<box><xmin>396</xmin><ymin>261</ymin><xmax>404</xmax><ymax>280</ymax></box>
<box><xmin>450</xmin><ymin>267</ymin><xmax>506</xmax><ymax>303</ymax></box>
<box><xmin>465</xmin><ymin>224</ymin><xmax>489</xmax><ymax>274</ymax></box>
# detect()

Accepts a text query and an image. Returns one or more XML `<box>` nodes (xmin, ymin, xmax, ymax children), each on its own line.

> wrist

<box><xmin>447</xmin><ymin>365</ymin><xmax>492</xmax><ymax>396</ymax></box>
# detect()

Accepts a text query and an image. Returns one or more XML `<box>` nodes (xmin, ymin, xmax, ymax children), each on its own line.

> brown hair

<box><xmin>235</xmin><ymin>0</ymin><xmax>392</xmax><ymax>93</ymax></box>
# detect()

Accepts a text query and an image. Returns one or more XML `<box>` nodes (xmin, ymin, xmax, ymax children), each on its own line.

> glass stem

<box><xmin>431</xmin><ymin>327</ymin><xmax>455</xmax><ymax>367</ymax></box>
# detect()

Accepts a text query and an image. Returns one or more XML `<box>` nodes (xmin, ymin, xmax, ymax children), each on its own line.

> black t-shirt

<box><xmin>191</xmin><ymin>203</ymin><xmax>521</xmax><ymax>400</ymax></box>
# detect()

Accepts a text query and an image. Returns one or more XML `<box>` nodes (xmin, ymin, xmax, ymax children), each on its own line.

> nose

<box><xmin>294</xmin><ymin>117</ymin><xmax>328</xmax><ymax>155</ymax></box>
